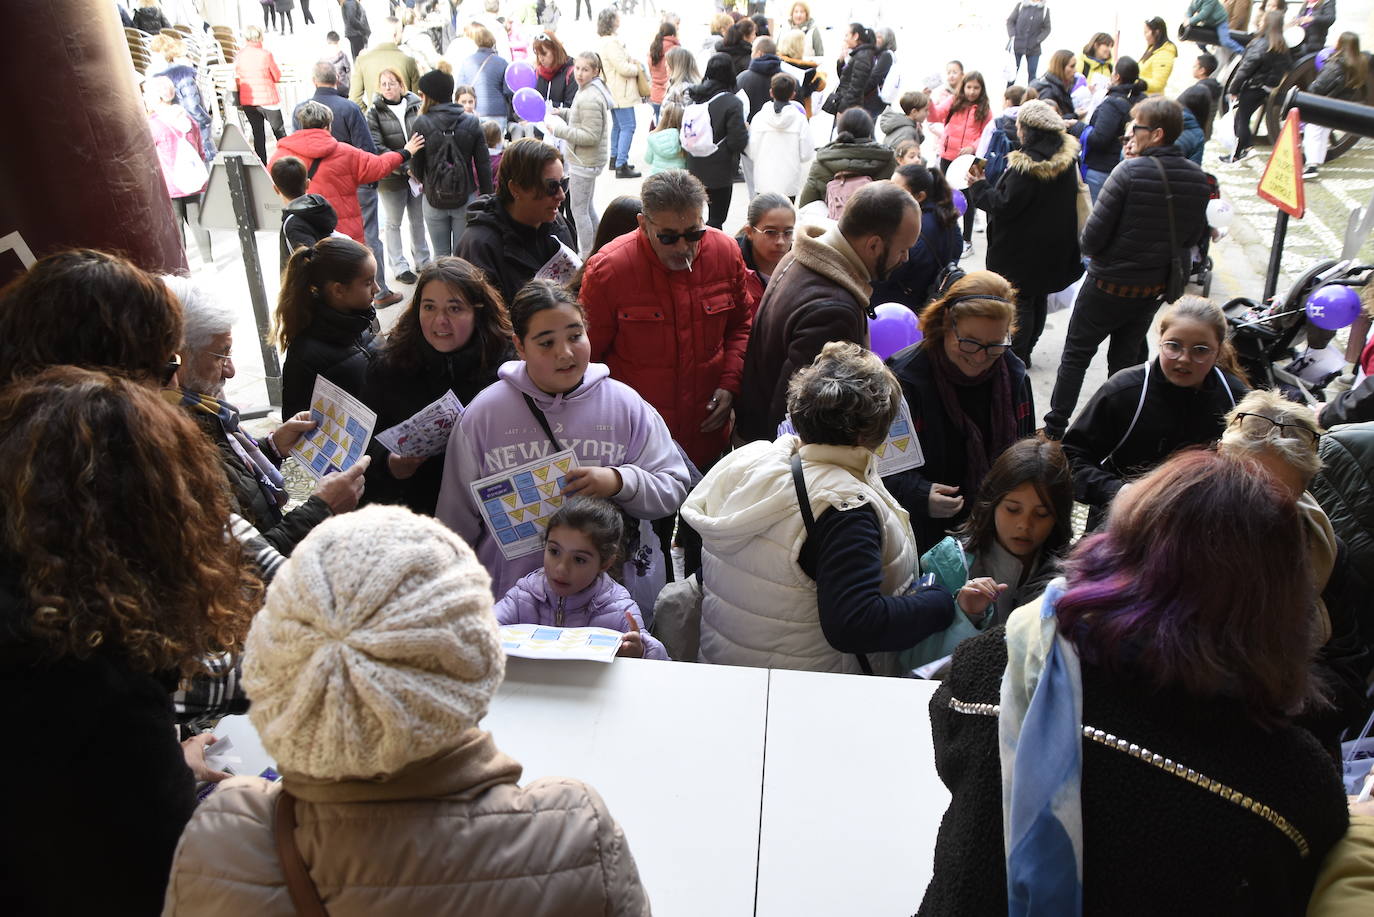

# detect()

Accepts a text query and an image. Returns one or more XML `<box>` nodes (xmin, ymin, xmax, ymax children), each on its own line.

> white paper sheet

<box><xmin>290</xmin><ymin>376</ymin><xmax>377</xmax><ymax>481</ymax></box>
<box><xmin>470</xmin><ymin>448</ymin><xmax>581</xmax><ymax>560</ymax></box>
<box><xmin>375</xmin><ymin>391</ymin><xmax>464</xmax><ymax>458</ymax></box>
<box><xmin>499</xmin><ymin>623</ymin><xmax>621</xmax><ymax>662</ymax></box>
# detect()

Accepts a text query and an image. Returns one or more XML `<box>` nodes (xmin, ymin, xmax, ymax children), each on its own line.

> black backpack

<box><xmin>423</xmin><ymin>123</ymin><xmax>473</xmax><ymax>210</ymax></box>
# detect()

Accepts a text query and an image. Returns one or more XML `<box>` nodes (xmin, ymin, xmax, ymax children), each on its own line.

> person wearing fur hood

<box><xmin>976</xmin><ymin>100</ymin><xmax>1087</xmax><ymax>366</ymax></box>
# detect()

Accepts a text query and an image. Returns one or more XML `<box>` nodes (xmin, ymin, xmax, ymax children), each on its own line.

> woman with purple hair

<box><xmin>918</xmin><ymin>448</ymin><xmax>1349</xmax><ymax>916</ymax></box>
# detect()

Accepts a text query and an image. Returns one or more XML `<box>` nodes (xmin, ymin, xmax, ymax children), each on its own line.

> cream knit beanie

<box><xmin>243</xmin><ymin>505</ymin><xmax>505</xmax><ymax>780</ymax></box>
<box><xmin>1017</xmin><ymin>99</ymin><xmax>1066</xmax><ymax>133</ymax></box>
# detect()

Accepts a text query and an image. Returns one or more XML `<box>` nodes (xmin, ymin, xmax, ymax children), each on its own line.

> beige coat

<box><xmin>545</xmin><ymin>78</ymin><xmax>612</xmax><ymax>170</ymax></box>
<box><xmin>599</xmin><ymin>36</ymin><xmax>643</xmax><ymax>109</ymax></box>
<box><xmin>162</xmin><ymin>730</ymin><xmax>651</xmax><ymax>916</ymax></box>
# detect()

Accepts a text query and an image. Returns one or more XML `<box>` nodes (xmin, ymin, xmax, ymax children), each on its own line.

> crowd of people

<box><xmin>13</xmin><ymin>0</ymin><xmax>1374</xmax><ymax>913</ymax></box>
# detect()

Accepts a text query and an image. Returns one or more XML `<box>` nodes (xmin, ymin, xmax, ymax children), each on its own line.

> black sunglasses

<box><xmin>644</xmin><ymin>215</ymin><xmax>707</xmax><ymax>246</ymax></box>
<box><xmin>540</xmin><ymin>177</ymin><xmax>570</xmax><ymax>197</ymax></box>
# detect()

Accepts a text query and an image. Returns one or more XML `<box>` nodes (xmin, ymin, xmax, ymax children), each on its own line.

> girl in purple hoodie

<box><xmin>495</xmin><ymin>498</ymin><xmax>669</xmax><ymax>659</ymax></box>
<box><xmin>436</xmin><ymin>279</ymin><xmax>691</xmax><ymax>610</ymax></box>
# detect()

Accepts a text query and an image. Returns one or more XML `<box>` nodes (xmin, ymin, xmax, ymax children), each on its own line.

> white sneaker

<box><xmin>961</xmin><ymin>241</ymin><xmax>974</xmax><ymax>259</ymax></box>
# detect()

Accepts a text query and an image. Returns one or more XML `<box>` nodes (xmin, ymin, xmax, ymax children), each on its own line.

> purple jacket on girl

<box><xmin>436</xmin><ymin>361</ymin><xmax>691</xmax><ymax>608</ymax></box>
<box><xmin>495</xmin><ymin>570</ymin><xmax>670</xmax><ymax>659</ymax></box>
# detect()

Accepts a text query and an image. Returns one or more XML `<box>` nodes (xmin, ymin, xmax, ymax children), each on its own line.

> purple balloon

<box><xmin>505</xmin><ymin>60</ymin><xmax>538</xmax><ymax>93</ymax></box>
<box><xmin>1315</xmin><ymin>47</ymin><xmax>1333</xmax><ymax>71</ymax></box>
<box><xmin>868</xmin><ymin>302</ymin><xmax>924</xmax><ymax>360</ymax></box>
<box><xmin>952</xmin><ymin>189</ymin><xmax>968</xmax><ymax>216</ymax></box>
<box><xmin>511</xmin><ymin>87</ymin><xmax>546</xmax><ymax>123</ymax></box>
<box><xmin>1306</xmin><ymin>284</ymin><xmax>1362</xmax><ymax>330</ymax></box>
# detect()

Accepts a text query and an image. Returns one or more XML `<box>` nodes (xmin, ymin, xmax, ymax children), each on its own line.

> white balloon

<box><xmin>1207</xmin><ymin>198</ymin><xmax>1235</xmax><ymax>229</ymax></box>
<box><xmin>1284</xmin><ymin>26</ymin><xmax>1307</xmax><ymax>49</ymax></box>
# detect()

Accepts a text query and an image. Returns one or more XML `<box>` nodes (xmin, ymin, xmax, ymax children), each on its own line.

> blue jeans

<box><xmin>1015</xmin><ymin>52</ymin><xmax>1041</xmax><ymax>84</ymax></box>
<box><xmin>1215</xmin><ymin>21</ymin><xmax>1245</xmax><ymax>55</ymax></box>
<box><xmin>1085</xmin><ymin>168</ymin><xmax>1112</xmax><ymax>203</ymax></box>
<box><xmin>378</xmin><ymin>183</ymin><xmax>431</xmax><ymax>274</ymax></box>
<box><xmin>357</xmin><ymin>184</ymin><xmax>388</xmax><ymax>294</ymax></box>
<box><xmin>422</xmin><ymin>198</ymin><xmax>467</xmax><ymax>257</ymax></box>
<box><xmin>610</xmin><ymin>107</ymin><xmax>636</xmax><ymax>167</ymax></box>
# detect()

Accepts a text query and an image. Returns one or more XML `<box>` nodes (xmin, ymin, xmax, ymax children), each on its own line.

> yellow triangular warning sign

<box><xmin>502</xmin><ymin>493</ymin><xmax>517</xmax><ymax>508</ymax></box>
<box><xmin>555</xmin><ymin>458</ymin><xmax>571</xmax><ymax>473</ymax></box>
<box><xmin>312</xmin><ymin>399</ymin><xmax>324</xmax><ymax>412</ymax></box>
<box><xmin>875</xmin><ymin>444</ymin><xmax>888</xmax><ymax>457</ymax></box>
<box><xmin>534</xmin><ymin>466</ymin><xmax>549</xmax><ymax>481</ymax></box>
<box><xmin>547</xmin><ymin>496</ymin><xmax>563</xmax><ymax>508</ymax></box>
<box><xmin>540</xmin><ymin>482</ymin><xmax>556</xmax><ymax>497</ymax></box>
<box><xmin>510</xmin><ymin>507</ymin><xmax>525</xmax><ymax>522</ymax></box>
<box><xmin>535</xmin><ymin>516</ymin><xmax>549</xmax><ymax>528</ymax></box>
<box><xmin>1256</xmin><ymin>108</ymin><xmax>1305</xmax><ymax>219</ymax></box>
<box><xmin>893</xmin><ymin>437</ymin><xmax>910</xmax><ymax>451</ymax></box>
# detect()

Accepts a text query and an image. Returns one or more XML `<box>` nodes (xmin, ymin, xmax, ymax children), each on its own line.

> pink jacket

<box><xmin>148</xmin><ymin>107</ymin><xmax>207</xmax><ymax>197</ymax></box>
<box><xmin>234</xmin><ymin>43</ymin><xmax>281</xmax><ymax>107</ymax></box>
<box><xmin>495</xmin><ymin>570</ymin><xmax>669</xmax><ymax>659</ymax></box>
<box><xmin>931</xmin><ymin>97</ymin><xmax>991</xmax><ymax>163</ymax></box>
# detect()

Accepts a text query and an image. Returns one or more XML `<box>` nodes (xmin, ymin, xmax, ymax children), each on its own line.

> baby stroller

<box><xmin>1187</xmin><ymin>172</ymin><xmax>1220</xmax><ymax>297</ymax></box>
<box><xmin>1224</xmin><ymin>260</ymin><xmax>1374</xmax><ymax>404</ymax></box>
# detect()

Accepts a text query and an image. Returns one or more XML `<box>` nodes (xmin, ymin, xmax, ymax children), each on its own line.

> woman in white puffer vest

<box><xmin>682</xmin><ymin>342</ymin><xmax>957</xmax><ymax>674</ymax></box>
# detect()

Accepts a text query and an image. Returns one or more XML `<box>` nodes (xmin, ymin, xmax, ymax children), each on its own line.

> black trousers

<box><xmin>348</xmin><ymin>34</ymin><xmax>367</xmax><ymax>59</ymax></box>
<box><xmin>1233</xmin><ymin>86</ymin><xmax>1267</xmax><ymax>156</ymax></box>
<box><xmin>1011</xmin><ymin>290</ymin><xmax>1049</xmax><ymax>367</ymax></box>
<box><xmin>300</xmin><ymin>0</ymin><xmax>314</xmax><ymax>24</ymax></box>
<box><xmin>576</xmin><ymin>0</ymin><xmax>593</xmax><ymax>18</ymax></box>
<box><xmin>1044</xmin><ymin>281</ymin><xmax>1161</xmax><ymax>436</ymax></box>
<box><xmin>705</xmin><ymin>185</ymin><xmax>732</xmax><ymax>229</ymax></box>
<box><xmin>242</xmin><ymin>105</ymin><xmax>285</xmax><ymax>163</ymax></box>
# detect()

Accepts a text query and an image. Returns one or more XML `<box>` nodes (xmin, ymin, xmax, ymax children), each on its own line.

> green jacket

<box><xmin>1187</xmin><ymin>0</ymin><xmax>1226</xmax><ymax>27</ymax></box>
<box><xmin>899</xmin><ymin>537</ymin><xmax>985</xmax><ymax>670</ymax></box>
<box><xmin>797</xmin><ymin>139</ymin><xmax>895</xmax><ymax>207</ymax></box>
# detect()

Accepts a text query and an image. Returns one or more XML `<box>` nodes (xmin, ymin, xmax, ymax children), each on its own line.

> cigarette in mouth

<box><xmin>684</xmin><ymin>253</ymin><xmax>694</xmax><ymax>272</ymax></box>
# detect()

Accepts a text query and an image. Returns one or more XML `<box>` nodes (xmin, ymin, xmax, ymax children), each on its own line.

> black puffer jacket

<box><xmin>279</xmin><ymin>193</ymin><xmax>338</xmax><ymax>264</ymax></box>
<box><xmin>917</xmin><ymin>627</ymin><xmax>1349</xmax><ymax>916</ymax></box>
<box><xmin>1061</xmin><ymin>358</ymin><xmax>1247</xmax><ymax>510</ymax></box>
<box><xmin>1028</xmin><ymin>71</ymin><xmax>1075</xmax><ymax>117</ymax></box>
<box><xmin>864</xmin><ymin>49</ymin><xmax>893</xmax><ymax>117</ymax></box>
<box><xmin>409</xmin><ymin>102</ymin><xmax>492</xmax><ymax>202</ymax></box>
<box><xmin>361</xmin><ymin>336</ymin><xmax>508</xmax><ymax>516</ymax></box>
<box><xmin>828</xmin><ymin>42</ymin><xmax>876</xmax><ymax>113</ymax></box>
<box><xmin>1081</xmin><ymin>144</ymin><xmax>1210</xmax><ymax>286</ymax></box>
<box><xmin>366</xmin><ymin>91</ymin><xmax>423</xmax><ymax>188</ymax></box>
<box><xmin>280</xmin><ymin>303</ymin><xmax>378</xmax><ymax>418</ymax></box>
<box><xmin>1084</xmin><ymin>82</ymin><xmax>1146</xmax><ymax>173</ymax></box>
<box><xmin>716</xmin><ymin>37</ymin><xmax>752</xmax><ymax>76</ymax></box>
<box><xmin>0</xmin><ymin>563</ymin><xmax>195</xmax><ymax>917</ymax></box>
<box><xmin>455</xmin><ymin>195</ymin><xmax>575</xmax><ymax>307</ymax></box>
<box><xmin>870</xmin><ymin>202</ymin><xmax>962</xmax><ymax>310</ymax></box>
<box><xmin>1311</xmin><ymin>422</ymin><xmax>1374</xmax><ymax>625</ymax></box>
<box><xmin>189</xmin><ymin>411</ymin><xmax>333</xmax><ymax>555</ymax></box>
<box><xmin>684</xmin><ymin>81</ymin><xmax>748</xmax><ymax>189</ymax></box>
<box><xmin>979</xmin><ymin>130</ymin><xmax>1084</xmax><ymax>296</ymax></box>
<box><xmin>736</xmin><ymin>54</ymin><xmax>782</xmax><ymax>122</ymax></box>
<box><xmin>1231</xmin><ymin>37</ymin><xmax>1294</xmax><ymax>93</ymax></box>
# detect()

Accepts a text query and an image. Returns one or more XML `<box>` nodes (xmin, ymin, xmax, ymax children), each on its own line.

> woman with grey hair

<box><xmin>682</xmin><ymin>342</ymin><xmax>957</xmax><ymax>674</ymax></box>
<box><xmin>868</xmin><ymin>27</ymin><xmax>898</xmax><ymax>117</ymax></box>
<box><xmin>1219</xmin><ymin>389</ymin><xmax>1374</xmax><ymax>749</ymax></box>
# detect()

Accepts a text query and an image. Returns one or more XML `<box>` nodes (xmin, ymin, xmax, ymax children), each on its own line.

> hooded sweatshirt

<box><xmin>495</xmin><ymin>570</ymin><xmax>669</xmax><ymax>659</ymax></box>
<box><xmin>746</xmin><ymin>101</ymin><xmax>813</xmax><ymax>198</ymax></box>
<box><xmin>878</xmin><ymin>109</ymin><xmax>923</xmax><ymax>151</ymax></box>
<box><xmin>736</xmin><ymin>54</ymin><xmax>783</xmax><ymax>122</ymax></box>
<box><xmin>268</xmin><ymin>129</ymin><xmax>403</xmax><ymax>242</ymax></box>
<box><xmin>279</xmin><ymin>193</ymin><xmax>339</xmax><ymax>264</ymax></box>
<box><xmin>436</xmin><ymin>361</ymin><xmax>690</xmax><ymax>606</ymax></box>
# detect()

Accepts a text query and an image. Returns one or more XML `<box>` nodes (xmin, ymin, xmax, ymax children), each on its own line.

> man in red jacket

<box><xmin>579</xmin><ymin>169</ymin><xmax>754</xmax><ymax>574</ymax></box>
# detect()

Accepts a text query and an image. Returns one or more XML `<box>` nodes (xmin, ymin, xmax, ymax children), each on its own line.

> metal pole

<box><xmin>1262</xmin><ymin>209</ymin><xmax>1290</xmax><ymax>305</ymax></box>
<box><xmin>224</xmin><ymin>153</ymin><xmax>283</xmax><ymax>406</ymax></box>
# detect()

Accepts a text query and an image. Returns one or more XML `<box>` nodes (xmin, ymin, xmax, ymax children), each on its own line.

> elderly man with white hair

<box><xmin>1218</xmin><ymin>388</ymin><xmax>1372</xmax><ymax>750</ymax></box>
<box><xmin>161</xmin><ymin>275</ymin><xmax>367</xmax><ymax>555</ymax></box>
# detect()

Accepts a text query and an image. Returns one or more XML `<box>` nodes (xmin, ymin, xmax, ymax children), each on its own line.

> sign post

<box><xmin>200</xmin><ymin>123</ymin><xmax>284</xmax><ymax>407</ymax></box>
<box><xmin>1256</xmin><ymin>108</ymin><xmax>1306</xmax><ymax>303</ymax></box>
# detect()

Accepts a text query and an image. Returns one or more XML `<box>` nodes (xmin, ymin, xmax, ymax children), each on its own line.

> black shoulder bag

<box><xmin>790</xmin><ymin>452</ymin><xmax>875</xmax><ymax>676</ymax></box>
<box><xmin>521</xmin><ymin>394</ymin><xmax>648</xmax><ymax>577</ymax></box>
<box><xmin>1149</xmin><ymin>155</ymin><xmax>1189</xmax><ymax>303</ymax></box>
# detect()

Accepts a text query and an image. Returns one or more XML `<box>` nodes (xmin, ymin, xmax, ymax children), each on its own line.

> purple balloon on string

<box><xmin>868</xmin><ymin>303</ymin><xmax>924</xmax><ymax>360</ymax></box>
<box><xmin>1315</xmin><ymin>47</ymin><xmax>1333</xmax><ymax>71</ymax></box>
<box><xmin>511</xmin><ymin>87</ymin><xmax>546</xmax><ymax>122</ymax></box>
<box><xmin>1306</xmin><ymin>284</ymin><xmax>1362</xmax><ymax>330</ymax></box>
<box><xmin>952</xmin><ymin>189</ymin><xmax>968</xmax><ymax>215</ymax></box>
<box><xmin>505</xmin><ymin>60</ymin><xmax>538</xmax><ymax>93</ymax></box>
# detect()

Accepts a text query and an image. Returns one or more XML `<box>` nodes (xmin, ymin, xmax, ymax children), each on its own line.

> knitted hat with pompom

<box><xmin>243</xmin><ymin>505</ymin><xmax>505</xmax><ymax>780</ymax></box>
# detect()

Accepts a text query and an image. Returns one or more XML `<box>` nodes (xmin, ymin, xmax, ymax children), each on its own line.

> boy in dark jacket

<box><xmin>1176</xmin><ymin>53</ymin><xmax>1223</xmax><ymax>139</ymax></box>
<box><xmin>271</xmin><ymin>156</ymin><xmax>341</xmax><ymax>264</ymax></box>
<box><xmin>879</xmin><ymin>91</ymin><xmax>929</xmax><ymax>150</ymax></box>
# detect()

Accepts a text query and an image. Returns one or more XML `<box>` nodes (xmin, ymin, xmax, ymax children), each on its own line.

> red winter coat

<box><xmin>581</xmin><ymin>228</ymin><xmax>753</xmax><ymax>467</ymax></box>
<box><xmin>234</xmin><ymin>42</ymin><xmax>281</xmax><ymax>107</ymax></box>
<box><xmin>268</xmin><ymin>130</ymin><xmax>402</xmax><ymax>242</ymax></box>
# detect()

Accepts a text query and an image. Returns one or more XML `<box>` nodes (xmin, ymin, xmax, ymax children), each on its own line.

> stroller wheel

<box><xmin>1201</xmin><ymin>268</ymin><xmax>1213</xmax><ymax>297</ymax></box>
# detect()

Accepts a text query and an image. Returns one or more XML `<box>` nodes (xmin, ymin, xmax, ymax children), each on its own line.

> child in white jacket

<box><xmin>746</xmin><ymin>74</ymin><xmax>814</xmax><ymax>201</ymax></box>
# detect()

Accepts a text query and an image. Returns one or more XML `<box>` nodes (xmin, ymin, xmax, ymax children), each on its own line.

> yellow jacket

<box><xmin>1140</xmin><ymin>41</ymin><xmax>1178</xmax><ymax>95</ymax></box>
<box><xmin>1307</xmin><ymin>816</ymin><xmax>1374</xmax><ymax>916</ymax></box>
<box><xmin>1079</xmin><ymin>53</ymin><xmax>1114</xmax><ymax>84</ymax></box>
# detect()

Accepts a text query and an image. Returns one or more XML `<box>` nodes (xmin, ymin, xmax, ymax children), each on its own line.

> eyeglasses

<box><xmin>646</xmin><ymin>216</ymin><xmax>707</xmax><ymax>246</ymax></box>
<box><xmin>1159</xmin><ymin>340</ymin><xmax>1215</xmax><ymax>363</ymax></box>
<box><xmin>751</xmin><ymin>227</ymin><xmax>794</xmax><ymax>241</ymax></box>
<box><xmin>162</xmin><ymin>354</ymin><xmax>182</xmax><ymax>385</ymax></box>
<box><xmin>952</xmin><ymin>324</ymin><xmax>1010</xmax><ymax>358</ymax></box>
<box><xmin>206</xmin><ymin>351</ymin><xmax>234</xmax><ymax>366</ymax></box>
<box><xmin>540</xmin><ymin>177</ymin><xmax>570</xmax><ymax>198</ymax></box>
<box><xmin>1131</xmin><ymin>123</ymin><xmax>1159</xmax><ymax>134</ymax></box>
<box><xmin>1229</xmin><ymin>412</ymin><xmax>1320</xmax><ymax>446</ymax></box>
